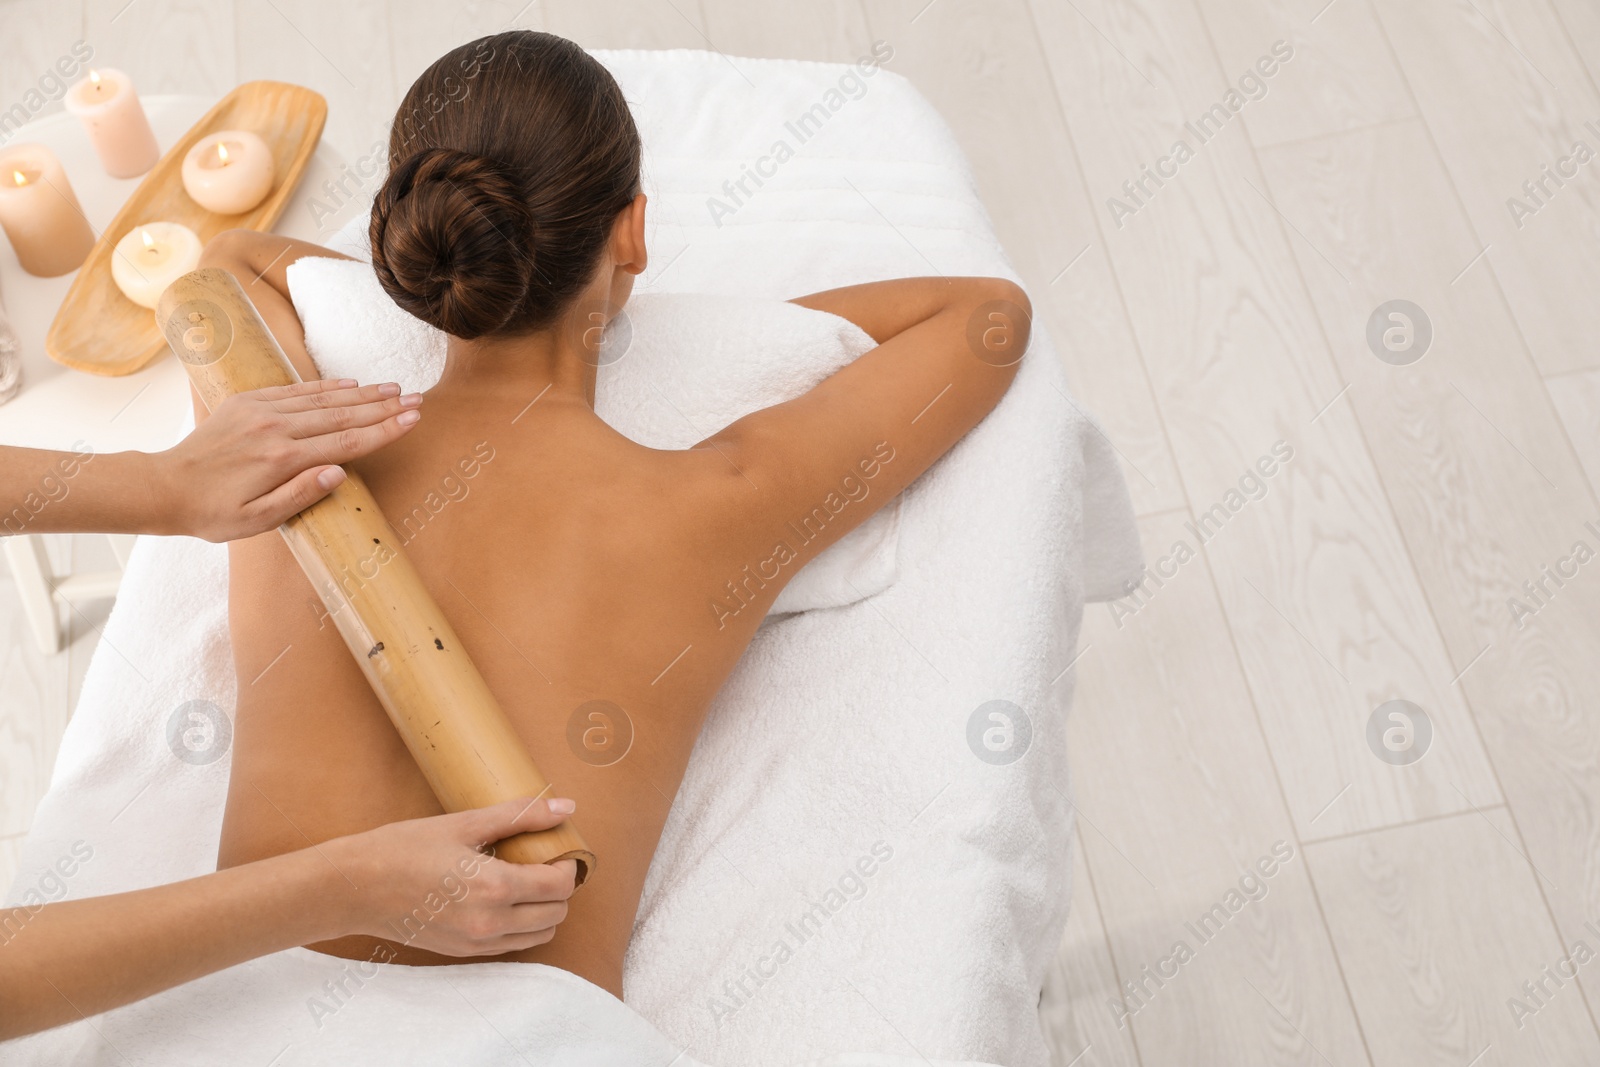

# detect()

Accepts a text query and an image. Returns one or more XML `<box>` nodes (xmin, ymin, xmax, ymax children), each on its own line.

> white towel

<box><xmin>9</xmin><ymin>944</ymin><xmax>998</xmax><ymax>1067</ymax></box>
<box><xmin>2</xmin><ymin>49</ymin><xmax>1141</xmax><ymax>1067</ymax></box>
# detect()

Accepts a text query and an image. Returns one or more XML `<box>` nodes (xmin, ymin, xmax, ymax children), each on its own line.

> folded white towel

<box><xmin>3</xmin><ymin>48</ymin><xmax>1141</xmax><ymax>1067</ymax></box>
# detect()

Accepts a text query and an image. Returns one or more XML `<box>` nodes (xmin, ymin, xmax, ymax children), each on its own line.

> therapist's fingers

<box><xmin>456</xmin><ymin>798</ymin><xmax>581</xmax><ymax>904</ymax></box>
<box><xmin>426</xmin><ymin>918</ymin><xmax>563</xmax><ymax>958</ymax></box>
<box><xmin>438</xmin><ymin>900</ymin><xmax>567</xmax><ymax>956</ymax></box>
<box><xmin>501</xmin><ymin>900</ymin><xmax>569</xmax><ymax>937</ymax></box>
<box><xmin>239</xmin><ymin>464</ymin><xmax>349</xmax><ymax>528</ymax></box>
<box><xmin>484</xmin><ymin>913</ymin><xmax>566</xmax><ymax>951</ymax></box>
<box><xmin>265</xmin><ymin>381</ymin><xmax>406</xmax><ymax>414</ymax></box>
<box><xmin>494</xmin><ymin>858</ymin><xmax>579</xmax><ymax>905</ymax></box>
<box><xmin>276</xmin><ymin>394</ymin><xmax>424</xmax><ymax>444</ymax></box>
<box><xmin>287</xmin><ymin>410</ymin><xmax>422</xmax><ymax>471</ymax></box>
<box><xmin>250</xmin><ymin>378</ymin><xmax>363</xmax><ymax>404</ymax></box>
<box><xmin>461</xmin><ymin>796</ymin><xmax>579</xmax><ymax>849</ymax></box>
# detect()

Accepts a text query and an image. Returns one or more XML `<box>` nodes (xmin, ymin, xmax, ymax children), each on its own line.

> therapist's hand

<box><xmin>324</xmin><ymin>797</ymin><xmax>580</xmax><ymax>956</ymax></box>
<box><xmin>159</xmin><ymin>378</ymin><xmax>423</xmax><ymax>541</ymax></box>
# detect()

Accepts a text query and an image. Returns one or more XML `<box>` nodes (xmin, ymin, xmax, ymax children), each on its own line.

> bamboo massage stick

<box><xmin>156</xmin><ymin>267</ymin><xmax>594</xmax><ymax>885</ymax></box>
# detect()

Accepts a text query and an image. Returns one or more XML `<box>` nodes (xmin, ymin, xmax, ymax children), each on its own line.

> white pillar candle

<box><xmin>181</xmin><ymin>131</ymin><xmax>276</xmax><ymax>215</ymax></box>
<box><xmin>64</xmin><ymin>68</ymin><xmax>161</xmax><ymax>179</ymax></box>
<box><xmin>0</xmin><ymin>143</ymin><xmax>96</xmax><ymax>277</ymax></box>
<box><xmin>110</xmin><ymin>222</ymin><xmax>202</xmax><ymax>309</ymax></box>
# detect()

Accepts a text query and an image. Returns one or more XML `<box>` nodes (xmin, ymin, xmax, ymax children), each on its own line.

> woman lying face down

<box><xmin>202</xmin><ymin>29</ymin><xmax>1030</xmax><ymax>1000</ymax></box>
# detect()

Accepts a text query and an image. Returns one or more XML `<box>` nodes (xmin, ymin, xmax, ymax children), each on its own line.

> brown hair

<box><xmin>369</xmin><ymin>32</ymin><xmax>642</xmax><ymax>340</ymax></box>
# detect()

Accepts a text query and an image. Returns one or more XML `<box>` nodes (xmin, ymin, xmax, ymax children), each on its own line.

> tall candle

<box><xmin>0</xmin><ymin>143</ymin><xmax>96</xmax><ymax>277</ymax></box>
<box><xmin>110</xmin><ymin>222</ymin><xmax>202</xmax><ymax>309</ymax></box>
<box><xmin>182</xmin><ymin>131</ymin><xmax>276</xmax><ymax>214</ymax></box>
<box><xmin>64</xmin><ymin>68</ymin><xmax>160</xmax><ymax>179</ymax></box>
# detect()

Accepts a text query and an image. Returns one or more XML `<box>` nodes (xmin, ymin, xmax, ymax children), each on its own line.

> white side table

<box><xmin>0</xmin><ymin>97</ymin><xmax>358</xmax><ymax>655</ymax></box>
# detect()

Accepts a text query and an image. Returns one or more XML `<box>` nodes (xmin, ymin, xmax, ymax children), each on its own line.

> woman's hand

<box><xmin>324</xmin><ymin>797</ymin><xmax>580</xmax><ymax>956</ymax></box>
<box><xmin>158</xmin><ymin>378</ymin><xmax>424</xmax><ymax>542</ymax></box>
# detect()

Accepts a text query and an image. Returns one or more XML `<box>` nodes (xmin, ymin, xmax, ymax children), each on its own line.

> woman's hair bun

<box><xmin>369</xmin><ymin>147</ymin><xmax>536</xmax><ymax>340</ymax></box>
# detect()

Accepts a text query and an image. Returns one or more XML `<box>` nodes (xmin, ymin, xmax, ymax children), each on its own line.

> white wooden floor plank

<box><xmin>700</xmin><ymin>0</ymin><xmax>872</xmax><ymax>63</ymax></box>
<box><xmin>544</xmin><ymin>0</ymin><xmax>712</xmax><ymax>51</ymax></box>
<box><xmin>1039</xmin><ymin>828</ymin><xmax>1143</xmax><ymax>1067</ymax></box>
<box><xmin>1309</xmin><ymin>809</ymin><xmax>1600</xmax><ymax>1065</ymax></box>
<box><xmin>234</xmin><ymin>0</ymin><xmax>397</xmax><ymax>160</ymax></box>
<box><xmin>1374</xmin><ymin>0</ymin><xmax>1600</xmax><ymax>377</ymax></box>
<box><xmin>1193</xmin><ymin>0</ymin><xmax>1415</xmax><ymax>149</ymax></box>
<box><xmin>0</xmin><ymin>0</ymin><xmax>86</xmax><ymax>124</ymax></box>
<box><xmin>1547</xmin><ymin>0</ymin><xmax>1600</xmax><ymax>90</ymax></box>
<box><xmin>1547</xmin><ymin>370</ymin><xmax>1600</xmax><ymax>501</ymax></box>
<box><xmin>84</xmin><ymin>0</ymin><xmax>235</xmax><ymax>99</ymax></box>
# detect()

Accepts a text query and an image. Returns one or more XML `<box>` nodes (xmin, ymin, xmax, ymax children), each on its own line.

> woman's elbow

<box><xmin>967</xmin><ymin>278</ymin><xmax>1032</xmax><ymax>380</ymax></box>
<box><xmin>197</xmin><ymin>228</ymin><xmax>257</xmax><ymax>271</ymax></box>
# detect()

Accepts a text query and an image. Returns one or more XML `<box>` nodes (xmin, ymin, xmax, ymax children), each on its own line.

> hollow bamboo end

<box><xmin>552</xmin><ymin>850</ymin><xmax>596</xmax><ymax>888</ymax></box>
<box><xmin>492</xmin><ymin>828</ymin><xmax>595</xmax><ymax>887</ymax></box>
<box><xmin>156</xmin><ymin>267</ymin><xmax>300</xmax><ymax>407</ymax></box>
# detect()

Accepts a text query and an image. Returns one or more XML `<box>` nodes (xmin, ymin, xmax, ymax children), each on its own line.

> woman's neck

<box><xmin>434</xmin><ymin>326</ymin><xmax>599</xmax><ymax>407</ymax></box>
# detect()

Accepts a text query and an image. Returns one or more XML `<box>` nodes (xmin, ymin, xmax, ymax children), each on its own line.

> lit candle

<box><xmin>0</xmin><ymin>143</ymin><xmax>96</xmax><ymax>277</ymax></box>
<box><xmin>110</xmin><ymin>222</ymin><xmax>202</xmax><ymax>309</ymax></box>
<box><xmin>64</xmin><ymin>68</ymin><xmax>161</xmax><ymax>179</ymax></box>
<box><xmin>181</xmin><ymin>131</ymin><xmax>275</xmax><ymax>215</ymax></box>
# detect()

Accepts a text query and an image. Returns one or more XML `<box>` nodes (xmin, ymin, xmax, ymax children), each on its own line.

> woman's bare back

<box><xmin>222</xmin><ymin>386</ymin><xmax>791</xmax><ymax>996</ymax></box>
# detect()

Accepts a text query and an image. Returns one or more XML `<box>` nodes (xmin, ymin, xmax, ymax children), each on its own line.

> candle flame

<box><xmin>140</xmin><ymin>229</ymin><xmax>154</xmax><ymax>250</ymax></box>
<box><xmin>10</xmin><ymin>170</ymin><xmax>24</xmax><ymax>187</ymax></box>
<box><xmin>217</xmin><ymin>142</ymin><xmax>230</xmax><ymax>165</ymax></box>
<box><xmin>89</xmin><ymin>69</ymin><xmax>101</xmax><ymax>87</ymax></box>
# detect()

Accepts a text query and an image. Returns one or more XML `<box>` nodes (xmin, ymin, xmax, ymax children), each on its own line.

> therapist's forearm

<box><xmin>0</xmin><ymin>846</ymin><xmax>354</xmax><ymax>1041</ymax></box>
<box><xmin>1</xmin><ymin>445</ymin><xmax>176</xmax><ymax>536</ymax></box>
<box><xmin>0</xmin><ymin>797</ymin><xmax>579</xmax><ymax>1042</ymax></box>
<box><xmin>1</xmin><ymin>379</ymin><xmax>423</xmax><ymax>543</ymax></box>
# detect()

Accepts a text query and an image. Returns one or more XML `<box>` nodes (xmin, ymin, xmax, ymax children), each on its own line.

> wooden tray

<box><xmin>46</xmin><ymin>81</ymin><xmax>326</xmax><ymax>377</ymax></box>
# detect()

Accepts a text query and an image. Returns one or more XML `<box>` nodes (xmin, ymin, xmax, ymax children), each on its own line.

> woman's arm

<box><xmin>2</xmin><ymin>379</ymin><xmax>422</xmax><ymax>542</ymax></box>
<box><xmin>0</xmin><ymin>797</ymin><xmax>578</xmax><ymax>1041</ymax></box>
<box><xmin>198</xmin><ymin>229</ymin><xmax>356</xmax><ymax>384</ymax></box>
<box><xmin>705</xmin><ymin>276</ymin><xmax>1030</xmax><ymax>563</ymax></box>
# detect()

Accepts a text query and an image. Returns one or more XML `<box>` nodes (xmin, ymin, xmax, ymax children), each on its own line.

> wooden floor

<box><xmin>4</xmin><ymin>1</ymin><xmax>1600</xmax><ymax>1063</ymax></box>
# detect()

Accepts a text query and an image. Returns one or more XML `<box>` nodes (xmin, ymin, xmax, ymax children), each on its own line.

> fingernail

<box><xmin>547</xmin><ymin>798</ymin><xmax>575</xmax><ymax>816</ymax></box>
<box><xmin>378</xmin><ymin>383</ymin><xmax>401</xmax><ymax>397</ymax></box>
<box><xmin>398</xmin><ymin>393</ymin><xmax>423</xmax><ymax>408</ymax></box>
<box><xmin>397</xmin><ymin>410</ymin><xmax>421</xmax><ymax>426</ymax></box>
<box><xmin>316</xmin><ymin>467</ymin><xmax>346</xmax><ymax>490</ymax></box>
<box><xmin>338</xmin><ymin>378</ymin><xmax>359</xmax><ymax>387</ymax></box>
